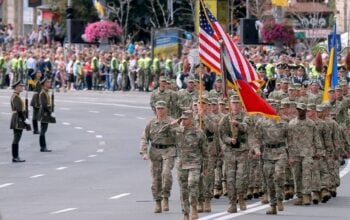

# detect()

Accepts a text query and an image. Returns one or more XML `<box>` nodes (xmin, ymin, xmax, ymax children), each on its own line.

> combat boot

<box><xmin>253</xmin><ymin>187</ymin><xmax>260</xmax><ymax>198</ymax></box>
<box><xmin>284</xmin><ymin>185</ymin><xmax>291</xmax><ymax>200</ymax></box>
<box><xmin>238</xmin><ymin>194</ymin><xmax>247</xmax><ymax>211</ymax></box>
<box><xmin>293</xmin><ymin>197</ymin><xmax>303</xmax><ymax>206</ymax></box>
<box><xmin>266</xmin><ymin>206</ymin><xmax>277</xmax><ymax>215</ymax></box>
<box><xmin>260</xmin><ymin>194</ymin><xmax>269</xmax><ymax>204</ymax></box>
<box><xmin>197</xmin><ymin>202</ymin><xmax>203</xmax><ymax>213</ymax></box>
<box><xmin>302</xmin><ymin>194</ymin><xmax>311</xmax><ymax>205</ymax></box>
<box><xmin>222</xmin><ymin>182</ymin><xmax>228</xmax><ymax>196</ymax></box>
<box><xmin>162</xmin><ymin>197</ymin><xmax>169</xmax><ymax>211</ymax></box>
<box><xmin>312</xmin><ymin>191</ymin><xmax>320</xmax><ymax>205</ymax></box>
<box><xmin>277</xmin><ymin>200</ymin><xmax>284</xmax><ymax>211</ymax></box>
<box><xmin>330</xmin><ymin>188</ymin><xmax>337</xmax><ymax>197</ymax></box>
<box><xmin>203</xmin><ymin>199</ymin><xmax>211</xmax><ymax>212</ymax></box>
<box><xmin>191</xmin><ymin>204</ymin><xmax>198</xmax><ymax>219</ymax></box>
<box><xmin>246</xmin><ymin>187</ymin><xmax>253</xmax><ymax>200</ymax></box>
<box><xmin>321</xmin><ymin>189</ymin><xmax>331</xmax><ymax>203</ymax></box>
<box><xmin>183</xmin><ymin>213</ymin><xmax>189</xmax><ymax>220</ymax></box>
<box><xmin>227</xmin><ymin>200</ymin><xmax>237</xmax><ymax>213</ymax></box>
<box><xmin>288</xmin><ymin>185</ymin><xmax>295</xmax><ymax>199</ymax></box>
<box><xmin>214</xmin><ymin>187</ymin><xmax>222</xmax><ymax>199</ymax></box>
<box><xmin>154</xmin><ymin>200</ymin><xmax>162</xmax><ymax>213</ymax></box>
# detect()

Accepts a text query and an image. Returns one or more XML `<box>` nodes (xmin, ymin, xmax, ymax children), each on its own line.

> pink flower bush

<box><xmin>84</xmin><ymin>20</ymin><xmax>123</xmax><ymax>42</ymax></box>
<box><xmin>261</xmin><ymin>20</ymin><xmax>295</xmax><ymax>44</ymax></box>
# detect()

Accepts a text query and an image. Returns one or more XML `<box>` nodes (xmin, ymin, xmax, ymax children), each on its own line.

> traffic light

<box><xmin>66</xmin><ymin>7</ymin><xmax>74</xmax><ymax>19</ymax></box>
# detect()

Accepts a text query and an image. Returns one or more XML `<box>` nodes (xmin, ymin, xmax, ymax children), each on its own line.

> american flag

<box><xmin>198</xmin><ymin>2</ymin><xmax>263</xmax><ymax>90</ymax></box>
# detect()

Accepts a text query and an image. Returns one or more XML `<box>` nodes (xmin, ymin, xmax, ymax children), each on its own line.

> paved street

<box><xmin>0</xmin><ymin>89</ymin><xmax>349</xmax><ymax>220</ymax></box>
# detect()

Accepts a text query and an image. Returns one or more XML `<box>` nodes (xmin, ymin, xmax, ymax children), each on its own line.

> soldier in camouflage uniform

<box><xmin>253</xmin><ymin>104</ymin><xmax>288</xmax><ymax>215</ymax></box>
<box><xmin>165</xmin><ymin>78</ymin><xmax>180</xmax><ymax>118</ymax></box>
<box><xmin>269</xmin><ymin>78</ymin><xmax>289</xmax><ymax>100</ymax></box>
<box><xmin>150</xmin><ymin>77</ymin><xmax>173</xmax><ymax>116</ymax></box>
<box><xmin>168</xmin><ymin>110</ymin><xmax>208</xmax><ymax>220</ymax></box>
<box><xmin>307</xmin><ymin>103</ymin><xmax>332</xmax><ymax>204</ymax></box>
<box><xmin>177</xmin><ymin>76</ymin><xmax>198</xmax><ymax>116</ymax></box>
<box><xmin>287</xmin><ymin>103</ymin><xmax>322</xmax><ymax>206</ymax></box>
<box><xmin>307</xmin><ymin>81</ymin><xmax>323</xmax><ymax>104</ymax></box>
<box><xmin>219</xmin><ymin>95</ymin><xmax>248</xmax><ymax>213</ymax></box>
<box><xmin>140</xmin><ymin>101</ymin><xmax>176</xmax><ymax>213</ymax></box>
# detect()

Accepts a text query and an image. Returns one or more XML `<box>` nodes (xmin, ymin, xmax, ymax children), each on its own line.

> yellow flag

<box><xmin>272</xmin><ymin>0</ymin><xmax>288</xmax><ymax>7</ymax></box>
<box><xmin>322</xmin><ymin>48</ymin><xmax>334</xmax><ymax>102</ymax></box>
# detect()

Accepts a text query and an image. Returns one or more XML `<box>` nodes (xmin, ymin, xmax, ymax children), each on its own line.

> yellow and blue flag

<box><xmin>323</xmin><ymin>24</ymin><xmax>338</xmax><ymax>102</ymax></box>
<box><xmin>93</xmin><ymin>0</ymin><xmax>105</xmax><ymax>18</ymax></box>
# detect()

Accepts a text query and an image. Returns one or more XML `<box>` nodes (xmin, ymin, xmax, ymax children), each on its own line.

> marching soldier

<box><xmin>219</xmin><ymin>95</ymin><xmax>249</xmax><ymax>213</ymax></box>
<box><xmin>10</xmin><ymin>80</ymin><xmax>30</xmax><ymax>162</ymax></box>
<box><xmin>39</xmin><ymin>78</ymin><xmax>56</xmax><ymax>152</ymax></box>
<box><xmin>140</xmin><ymin>101</ymin><xmax>176</xmax><ymax>213</ymax></box>
<box><xmin>30</xmin><ymin>70</ymin><xmax>43</xmax><ymax>134</ymax></box>
<box><xmin>150</xmin><ymin>77</ymin><xmax>173</xmax><ymax>116</ymax></box>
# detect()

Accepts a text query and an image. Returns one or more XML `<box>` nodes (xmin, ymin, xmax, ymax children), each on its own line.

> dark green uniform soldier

<box><xmin>10</xmin><ymin>80</ymin><xmax>30</xmax><ymax>162</ymax></box>
<box><xmin>39</xmin><ymin>78</ymin><xmax>56</xmax><ymax>152</ymax></box>
<box><xmin>30</xmin><ymin>71</ymin><xmax>43</xmax><ymax>134</ymax></box>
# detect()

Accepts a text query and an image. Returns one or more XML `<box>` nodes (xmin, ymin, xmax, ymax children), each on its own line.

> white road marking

<box><xmin>74</xmin><ymin>159</ymin><xmax>85</xmax><ymax>163</ymax></box>
<box><xmin>59</xmin><ymin>107</ymin><xmax>71</xmax><ymax>111</ymax></box>
<box><xmin>97</xmin><ymin>149</ymin><xmax>104</xmax><ymax>153</ymax></box>
<box><xmin>30</xmin><ymin>174</ymin><xmax>45</xmax><ymax>179</ymax></box>
<box><xmin>74</xmin><ymin>126</ymin><xmax>83</xmax><ymax>130</ymax></box>
<box><xmin>62</xmin><ymin>122</ymin><xmax>71</xmax><ymax>126</ymax></box>
<box><xmin>99</xmin><ymin>141</ymin><xmax>106</xmax><ymax>145</ymax></box>
<box><xmin>88</xmin><ymin>154</ymin><xmax>97</xmax><ymax>158</ymax></box>
<box><xmin>1</xmin><ymin>112</ymin><xmax>10</xmax><ymax>115</ymax></box>
<box><xmin>56</xmin><ymin>167</ymin><xmax>68</xmax><ymax>170</ymax></box>
<box><xmin>136</xmin><ymin>117</ymin><xmax>146</xmax><ymax>120</ymax></box>
<box><xmin>1</xmin><ymin>102</ymin><xmax>7</xmax><ymax>105</ymax></box>
<box><xmin>109</xmin><ymin>193</ymin><xmax>131</xmax><ymax>200</ymax></box>
<box><xmin>96</xmin><ymin>135</ymin><xmax>103</xmax><ymax>139</ymax></box>
<box><xmin>89</xmin><ymin>110</ymin><xmax>100</xmax><ymax>113</ymax></box>
<box><xmin>87</xmin><ymin>130</ymin><xmax>95</xmax><ymax>133</ymax></box>
<box><xmin>200</xmin><ymin>160</ymin><xmax>350</xmax><ymax>220</ymax></box>
<box><xmin>50</xmin><ymin>208</ymin><xmax>77</xmax><ymax>214</ymax></box>
<box><xmin>113</xmin><ymin>113</ymin><xmax>125</xmax><ymax>117</ymax></box>
<box><xmin>0</xmin><ymin>183</ymin><xmax>14</xmax><ymax>188</ymax></box>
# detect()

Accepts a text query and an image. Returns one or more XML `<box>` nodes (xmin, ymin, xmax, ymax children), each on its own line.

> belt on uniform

<box><xmin>151</xmin><ymin>143</ymin><xmax>174</xmax><ymax>149</ymax></box>
<box><xmin>265</xmin><ymin>143</ymin><xmax>285</xmax><ymax>148</ymax></box>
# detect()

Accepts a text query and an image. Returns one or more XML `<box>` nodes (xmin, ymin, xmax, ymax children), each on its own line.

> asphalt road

<box><xmin>0</xmin><ymin>89</ymin><xmax>349</xmax><ymax>220</ymax></box>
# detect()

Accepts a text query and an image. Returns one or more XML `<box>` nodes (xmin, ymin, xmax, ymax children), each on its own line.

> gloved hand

<box><xmin>24</xmin><ymin>119</ymin><xmax>30</xmax><ymax>125</ymax></box>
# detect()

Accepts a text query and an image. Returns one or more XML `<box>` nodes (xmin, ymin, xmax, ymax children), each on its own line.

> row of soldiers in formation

<box><xmin>9</xmin><ymin>71</ymin><xmax>56</xmax><ymax>162</ymax></box>
<box><xmin>141</xmin><ymin>66</ymin><xmax>350</xmax><ymax>220</ymax></box>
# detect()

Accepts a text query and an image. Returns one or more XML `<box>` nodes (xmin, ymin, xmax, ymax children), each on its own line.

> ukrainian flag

<box><xmin>272</xmin><ymin>0</ymin><xmax>288</xmax><ymax>7</ymax></box>
<box><xmin>323</xmin><ymin>23</ymin><xmax>338</xmax><ymax>102</ymax></box>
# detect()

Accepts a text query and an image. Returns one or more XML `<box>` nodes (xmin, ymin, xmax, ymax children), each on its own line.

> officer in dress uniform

<box><xmin>39</xmin><ymin>77</ymin><xmax>56</xmax><ymax>152</ymax></box>
<box><xmin>10</xmin><ymin>80</ymin><xmax>30</xmax><ymax>162</ymax></box>
<box><xmin>30</xmin><ymin>70</ymin><xmax>42</xmax><ymax>134</ymax></box>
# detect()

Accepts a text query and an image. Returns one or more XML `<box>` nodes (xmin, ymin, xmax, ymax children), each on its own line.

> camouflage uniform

<box><xmin>140</xmin><ymin>110</ymin><xmax>176</xmax><ymax>204</ymax></box>
<box><xmin>253</xmin><ymin>116</ymin><xmax>288</xmax><ymax>212</ymax></box>
<box><xmin>150</xmin><ymin>85</ymin><xmax>173</xmax><ymax>115</ymax></box>
<box><xmin>177</xmin><ymin>88</ymin><xmax>198</xmax><ymax>116</ymax></box>
<box><xmin>287</xmin><ymin>104</ymin><xmax>322</xmax><ymax>204</ymax></box>
<box><xmin>219</xmin><ymin>100</ymin><xmax>249</xmax><ymax>212</ymax></box>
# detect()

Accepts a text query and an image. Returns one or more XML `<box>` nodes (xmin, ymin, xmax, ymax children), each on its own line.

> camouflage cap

<box><xmin>180</xmin><ymin>110</ymin><xmax>193</xmax><ymax>119</ymax></box>
<box><xmin>216</xmin><ymin>77</ymin><xmax>223</xmax><ymax>82</ymax></box>
<box><xmin>335</xmin><ymin>85</ymin><xmax>342</xmax><ymax>91</ymax></box>
<box><xmin>266</xmin><ymin>98</ymin><xmax>275</xmax><ymax>104</ymax></box>
<box><xmin>288</xmin><ymin>84</ymin><xmax>296</xmax><ymax>90</ymax></box>
<box><xmin>309</xmin><ymin>80</ymin><xmax>319</xmax><ymax>85</ymax></box>
<box><xmin>327</xmin><ymin>88</ymin><xmax>335</xmax><ymax>93</ymax></box>
<box><xmin>198</xmin><ymin>97</ymin><xmax>210</xmax><ymax>104</ymax></box>
<box><xmin>155</xmin><ymin>100</ymin><xmax>167</xmax><ymax>108</ymax></box>
<box><xmin>322</xmin><ymin>103</ymin><xmax>332</xmax><ymax>111</ymax></box>
<box><xmin>280</xmin><ymin>100</ymin><xmax>290</xmax><ymax>109</ymax></box>
<box><xmin>230</xmin><ymin>94</ymin><xmax>241</xmax><ymax>103</ymax></box>
<box><xmin>271</xmin><ymin>102</ymin><xmax>280</xmax><ymax>110</ymax></box>
<box><xmin>275</xmin><ymin>78</ymin><xmax>281</xmax><ymax>85</ymax></box>
<box><xmin>340</xmin><ymin>80</ymin><xmax>348</xmax><ymax>86</ymax></box>
<box><xmin>293</xmin><ymin>83</ymin><xmax>302</xmax><ymax>90</ymax></box>
<box><xmin>296</xmin><ymin>102</ymin><xmax>307</xmax><ymax>110</ymax></box>
<box><xmin>159</xmin><ymin>76</ymin><xmax>167</xmax><ymax>82</ymax></box>
<box><xmin>307</xmin><ymin>103</ymin><xmax>316</xmax><ymax>110</ymax></box>
<box><xmin>281</xmin><ymin>78</ymin><xmax>290</xmax><ymax>84</ymax></box>
<box><xmin>210</xmin><ymin>97</ymin><xmax>218</xmax><ymax>105</ymax></box>
<box><xmin>187</xmin><ymin>76</ymin><xmax>195</xmax><ymax>83</ymax></box>
<box><xmin>316</xmin><ymin>104</ymin><xmax>324</xmax><ymax>112</ymax></box>
<box><xmin>218</xmin><ymin>97</ymin><xmax>227</xmax><ymax>105</ymax></box>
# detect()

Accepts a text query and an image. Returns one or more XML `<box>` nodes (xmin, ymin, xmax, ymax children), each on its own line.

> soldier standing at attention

<box><xmin>219</xmin><ymin>95</ymin><xmax>248</xmax><ymax>213</ymax></box>
<box><xmin>30</xmin><ymin>70</ymin><xmax>42</xmax><ymax>134</ymax></box>
<box><xmin>253</xmin><ymin>105</ymin><xmax>288</xmax><ymax>215</ymax></box>
<box><xmin>10</xmin><ymin>80</ymin><xmax>30</xmax><ymax>162</ymax></box>
<box><xmin>140</xmin><ymin>101</ymin><xmax>176</xmax><ymax>213</ymax></box>
<box><xmin>39</xmin><ymin>78</ymin><xmax>55</xmax><ymax>152</ymax></box>
<box><xmin>168</xmin><ymin>110</ymin><xmax>208</xmax><ymax>220</ymax></box>
<box><xmin>287</xmin><ymin>103</ymin><xmax>322</xmax><ymax>205</ymax></box>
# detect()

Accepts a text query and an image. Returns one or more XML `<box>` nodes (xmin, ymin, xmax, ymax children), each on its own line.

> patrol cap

<box><xmin>275</xmin><ymin>78</ymin><xmax>281</xmax><ymax>85</ymax></box>
<box><xmin>271</xmin><ymin>102</ymin><xmax>280</xmax><ymax>110</ymax></box>
<box><xmin>288</xmin><ymin>84</ymin><xmax>296</xmax><ymax>90</ymax></box>
<box><xmin>198</xmin><ymin>97</ymin><xmax>210</xmax><ymax>104</ymax></box>
<box><xmin>310</xmin><ymin>80</ymin><xmax>319</xmax><ymax>86</ymax></box>
<box><xmin>159</xmin><ymin>76</ymin><xmax>167</xmax><ymax>82</ymax></box>
<box><xmin>322</xmin><ymin>103</ymin><xmax>332</xmax><ymax>111</ymax></box>
<box><xmin>12</xmin><ymin>80</ymin><xmax>24</xmax><ymax>89</ymax></box>
<box><xmin>340</xmin><ymin>81</ymin><xmax>348</xmax><ymax>86</ymax></box>
<box><xmin>281</xmin><ymin>78</ymin><xmax>289</xmax><ymax>84</ymax></box>
<box><xmin>155</xmin><ymin>100</ymin><xmax>167</xmax><ymax>108</ymax></box>
<box><xmin>327</xmin><ymin>88</ymin><xmax>335</xmax><ymax>93</ymax></box>
<box><xmin>230</xmin><ymin>94</ymin><xmax>240</xmax><ymax>103</ymax></box>
<box><xmin>316</xmin><ymin>105</ymin><xmax>324</xmax><ymax>112</ymax></box>
<box><xmin>216</xmin><ymin>77</ymin><xmax>223</xmax><ymax>82</ymax></box>
<box><xmin>307</xmin><ymin>103</ymin><xmax>316</xmax><ymax>110</ymax></box>
<box><xmin>210</xmin><ymin>98</ymin><xmax>218</xmax><ymax>105</ymax></box>
<box><xmin>293</xmin><ymin>83</ymin><xmax>302</xmax><ymax>90</ymax></box>
<box><xmin>335</xmin><ymin>85</ymin><xmax>342</xmax><ymax>91</ymax></box>
<box><xmin>166</xmin><ymin>78</ymin><xmax>172</xmax><ymax>84</ymax></box>
<box><xmin>187</xmin><ymin>76</ymin><xmax>195</xmax><ymax>83</ymax></box>
<box><xmin>296</xmin><ymin>102</ymin><xmax>307</xmax><ymax>110</ymax></box>
<box><xmin>266</xmin><ymin>98</ymin><xmax>275</xmax><ymax>104</ymax></box>
<box><xmin>40</xmin><ymin>77</ymin><xmax>50</xmax><ymax>85</ymax></box>
<box><xmin>280</xmin><ymin>100</ymin><xmax>290</xmax><ymax>109</ymax></box>
<box><xmin>180</xmin><ymin>110</ymin><xmax>193</xmax><ymax>119</ymax></box>
<box><xmin>218</xmin><ymin>98</ymin><xmax>227</xmax><ymax>105</ymax></box>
